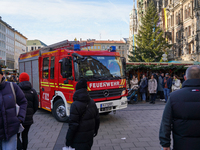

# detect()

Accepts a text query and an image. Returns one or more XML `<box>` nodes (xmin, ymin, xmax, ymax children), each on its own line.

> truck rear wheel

<box><xmin>52</xmin><ymin>99</ymin><xmax>69</xmax><ymax>122</ymax></box>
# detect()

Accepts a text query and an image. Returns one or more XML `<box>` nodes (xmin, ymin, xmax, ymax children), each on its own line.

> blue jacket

<box><xmin>0</xmin><ymin>78</ymin><xmax>27</xmax><ymax>140</ymax></box>
<box><xmin>162</xmin><ymin>77</ymin><xmax>172</xmax><ymax>89</ymax></box>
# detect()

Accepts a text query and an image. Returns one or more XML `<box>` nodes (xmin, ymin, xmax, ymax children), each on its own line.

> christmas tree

<box><xmin>129</xmin><ymin>0</ymin><xmax>171</xmax><ymax>62</ymax></box>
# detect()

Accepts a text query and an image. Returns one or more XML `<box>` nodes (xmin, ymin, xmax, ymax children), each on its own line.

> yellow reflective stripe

<box><xmin>120</xmin><ymin>79</ymin><xmax>123</xmax><ymax>85</ymax></box>
<box><xmin>49</xmin><ymin>83</ymin><xmax>54</xmax><ymax>85</ymax></box>
<box><xmin>41</xmin><ymin>82</ymin><xmax>48</xmax><ymax>84</ymax></box>
<box><xmin>63</xmin><ymin>84</ymin><xmax>73</xmax><ymax>87</ymax></box>
<box><xmin>60</xmin><ymin>87</ymin><xmax>74</xmax><ymax>90</ymax></box>
<box><xmin>87</xmin><ymin>87</ymin><xmax>91</xmax><ymax>91</ymax></box>
<box><xmin>50</xmin><ymin>85</ymin><xmax>55</xmax><ymax>87</ymax></box>
<box><xmin>56</xmin><ymin>86</ymin><xmax>58</xmax><ymax>88</ymax></box>
<box><xmin>41</xmin><ymin>84</ymin><xmax>49</xmax><ymax>87</ymax></box>
<box><xmin>42</xmin><ymin>50</ymin><xmax>58</xmax><ymax>55</ymax></box>
<box><xmin>123</xmin><ymin>79</ymin><xmax>126</xmax><ymax>85</ymax></box>
<box><xmin>42</xmin><ymin>107</ymin><xmax>51</xmax><ymax>112</ymax></box>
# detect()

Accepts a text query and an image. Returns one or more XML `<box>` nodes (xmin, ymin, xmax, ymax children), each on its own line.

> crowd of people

<box><xmin>0</xmin><ymin>69</ymin><xmax>99</xmax><ymax>150</ymax></box>
<box><xmin>127</xmin><ymin>72</ymin><xmax>182</xmax><ymax>104</ymax></box>
<box><xmin>0</xmin><ymin>69</ymin><xmax>39</xmax><ymax>150</ymax></box>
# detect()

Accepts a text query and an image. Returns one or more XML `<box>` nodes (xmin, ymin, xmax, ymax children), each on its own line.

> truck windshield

<box><xmin>74</xmin><ymin>56</ymin><xmax>125</xmax><ymax>81</ymax></box>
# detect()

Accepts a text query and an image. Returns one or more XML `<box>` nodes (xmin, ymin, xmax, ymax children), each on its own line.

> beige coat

<box><xmin>148</xmin><ymin>79</ymin><xmax>157</xmax><ymax>94</ymax></box>
<box><xmin>130</xmin><ymin>78</ymin><xmax>138</xmax><ymax>89</ymax></box>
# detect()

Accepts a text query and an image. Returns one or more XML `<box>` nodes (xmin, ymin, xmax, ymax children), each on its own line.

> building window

<box><xmin>102</xmin><ymin>46</ymin><xmax>105</xmax><ymax>49</ymax></box>
<box><xmin>188</xmin><ymin>4</ymin><xmax>191</xmax><ymax>17</ymax></box>
<box><xmin>94</xmin><ymin>46</ymin><xmax>96</xmax><ymax>49</ymax></box>
<box><xmin>185</xmin><ymin>6</ymin><xmax>187</xmax><ymax>19</ymax></box>
<box><xmin>91</xmin><ymin>46</ymin><xmax>93</xmax><ymax>49</ymax></box>
<box><xmin>31</xmin><ymin>47</ymin><xmax>34</xmax><ymax>51</ymax></box>
<box><xmin>42</xmin><ymin>57</ymin><xmax>49</xmax><ymax>79</ymax></box>
<box><xmin>176</xmin><ymin>12</ymin><xmax>178</xmax><ymax>24</ymax></box>
<box><xmin>98</xmin><ymin>46</ymin><xmax>100</xmax><ymax>49</ymax></box>
<box><xmin>189</xmin><ymin>26</ymin><xmax>191</xmax><ymax>36</ymax></box>
<box><xmin>119</xmin><ymin>46</ymin><xmax>121</xmax><ymax>49</ymax></box>
<box><xmin>185</xmin><ymin>27</ymin><xmax>188</xmax><ymax>36</ymax></box>
<box><xmin>189</xmin><ymin>43</ymin><xmax>191</xmax><ymax>54</ymax></box>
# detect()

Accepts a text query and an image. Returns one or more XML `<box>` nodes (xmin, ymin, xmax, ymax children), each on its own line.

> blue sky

<box><xmin>0</xmin><ymin>0</ymin><xmax>136</xmax><ymax>45</ymax></box>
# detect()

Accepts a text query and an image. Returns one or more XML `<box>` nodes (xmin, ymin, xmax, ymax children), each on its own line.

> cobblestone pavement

<box><xmin>27</xmin><ymin>101</ymin><xmax>166</xmax><ymax>150</ymax></box>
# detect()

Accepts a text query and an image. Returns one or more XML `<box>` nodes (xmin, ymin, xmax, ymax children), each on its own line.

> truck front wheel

<box><xmin>52</xmin><ymin>99</ymin><xmax>69</xmax><ymax>122</ymax></box>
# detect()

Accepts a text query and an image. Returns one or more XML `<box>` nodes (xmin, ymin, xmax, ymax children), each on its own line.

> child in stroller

<box><xmin>127</xmin><ymin>85</ymin><xmax>138</xmax><ymax>104</ymax></box>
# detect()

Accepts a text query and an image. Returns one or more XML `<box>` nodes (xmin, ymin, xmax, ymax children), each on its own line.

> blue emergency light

<box><xmin>110</xmin><ymin>46</ymin><xmax>116</xmax><ymax>52</ymax></box>
<box><xmin>74</xmin><ymin>44</ymin><xmax>80</xmax><ymax>51</ymax></box>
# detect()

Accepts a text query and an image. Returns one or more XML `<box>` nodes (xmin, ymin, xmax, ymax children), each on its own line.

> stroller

<box><xmin>127</xmin><ymin>86</ymin><xmax>138</xmax><ymax>104</ymax></box>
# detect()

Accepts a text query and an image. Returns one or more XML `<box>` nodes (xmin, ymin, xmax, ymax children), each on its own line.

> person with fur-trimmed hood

<box><xmin>65</xmin><ymin>78</ymin><xmax>100</xmax><ymax>150</ymax></box>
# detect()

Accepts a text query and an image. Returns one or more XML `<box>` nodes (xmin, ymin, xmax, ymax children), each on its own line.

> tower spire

<box><xmin>133</xmin><ymin>0</ymin><xmax>136</xmax><ymax>9</ymax></box>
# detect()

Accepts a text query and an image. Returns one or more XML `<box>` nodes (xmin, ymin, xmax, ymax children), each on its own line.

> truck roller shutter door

<box><xmin>19</xmin><ymin>62</ymin><xmax>25</xmax><ymax>74</ymax></box>
<box><xmin>32</xmin><ymin>60</ymin><xmax>39</xmax><ymax>93</ymax></box>
<box><xmin>25</xmin><ymin>61</ymin><xmax>32</xmax><ymax>84</ymax></box>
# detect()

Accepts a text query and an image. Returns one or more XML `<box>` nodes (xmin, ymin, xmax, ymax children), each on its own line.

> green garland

<box><xmin>127</xmin><ymin>64</ymin><xmax>187</xmax><ymax>72</ymax></box>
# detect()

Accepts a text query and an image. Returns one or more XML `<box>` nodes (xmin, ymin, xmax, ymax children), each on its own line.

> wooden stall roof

<box><xmin>127</xmin><ymin>62</ymin><xmax>194</xmax><ymax>66</ymax></box>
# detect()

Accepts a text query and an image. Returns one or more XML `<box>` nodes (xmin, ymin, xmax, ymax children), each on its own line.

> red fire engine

<box><xmin>19</xmin><ymin>40</ymin><xmax>128</xmax><ymax>122</ymax></box>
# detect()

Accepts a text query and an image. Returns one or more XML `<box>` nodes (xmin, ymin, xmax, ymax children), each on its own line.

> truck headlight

<box><xmin>121</xmin><ymin>101</ymin><xmax>127</xmax><ymax>105</ymax></box>
<box><xmin>121</xmin><ymin>90</ymin><xmax>126</xmax><ymax>96</ymax></box>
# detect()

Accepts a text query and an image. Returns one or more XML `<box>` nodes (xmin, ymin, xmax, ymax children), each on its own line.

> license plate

<box><xmin>101</xmin><ymin>102</ymin><xmax>113</xmax><ymax>108</ymax></box>
<box><xmin>105</xmin><ymin>107</ymin><xmax>112</xmax><ymax>111</ymax></box>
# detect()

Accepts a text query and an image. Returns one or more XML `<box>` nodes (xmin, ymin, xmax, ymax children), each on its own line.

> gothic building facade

<box><xmin>165</xmin><ymin>0</ymin><xmax>200</xmax><ymax>61</ymax></box>
<box><xmin>129</xmin><ymin>0</ymin><xmax>200</xmax><ymax>62</ymax></box>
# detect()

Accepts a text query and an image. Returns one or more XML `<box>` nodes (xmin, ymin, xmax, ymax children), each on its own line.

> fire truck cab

<box><xmin>19</xmin><ymin>40</ymin><xmax>128</xmax><ymax>122</ymax></box>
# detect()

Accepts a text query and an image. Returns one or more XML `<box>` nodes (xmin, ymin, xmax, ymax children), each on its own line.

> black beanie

<box><xmin>76</xmin><ymin>78</ymin><xmax>87</xmax><ymax>90</ymax></box>
<box><xmin>0</xmin><ymin>67</ymin><xmax>3</xmax><ymax>75</ymax></box>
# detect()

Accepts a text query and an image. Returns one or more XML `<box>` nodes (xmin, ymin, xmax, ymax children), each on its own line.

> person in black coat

<box><xmin>65</xmin><ymin>78</ymin><xmax>100</xmax><ymax>150</ymax></box>
<box><xmin>17</xmin><ymin>72</ymin><xmax>38</xmax><ymax>150</ymax></box>
<box><xmin>139</xmin><ymin>74</ymin><xmax>148</xmax><ymax>103</ymax></box>
<box><xmin>159</xmin><ymin>65</ymin><xmax>200</xmax><ymax>150</ymax></box>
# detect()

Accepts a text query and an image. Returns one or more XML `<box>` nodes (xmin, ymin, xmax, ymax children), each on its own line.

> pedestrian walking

<box><xmin>159</xmin><ymin>65</ymin><xmax>200</xmax><ymax>150</ymax></box>
<box><xmin>162</xmin><ymin>73</ymin><xmax>172</xmax><ymax>103</ymax></box>
<box><xmin>130</xmin><ymin>75</ymin><xmax>138</xmax><ymax>89</ymax></box>
<box><xmin>65</xmin><ymin>78</ymin><xmax>100</xmax><ymax>150</ymax></box>
<box><xmin>0</xmin><ymin>67</ymin><xmax>27</xmax><ymax>150</ymax></box>
<box><xmin>171</xmin><ymin>75</ymin><xmax>181</xmax><ymax>92</ymax></box>
<box><xmin>17</xmin><ymin>72</ymin><xmax>38</xmax><ymax>150</ymax></box>
<box><xmin>148</xmin><ymin>74</ymin><xmax>157</xmax><ymax>104</ymax></box>
<box><xmin>139</xmin><ymin>74</ymin><xmax>148</xmax><ymax>103</ymax></box>
<box><xmin>158</xmin><ymin>73</ymin><xmax>165</xmax><ymax>101</ymax></box>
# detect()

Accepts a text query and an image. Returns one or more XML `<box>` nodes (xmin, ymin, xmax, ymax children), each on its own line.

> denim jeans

<box><xmin>150</xmin><ymin>93</ymin><xmax>156</xmax><ymax>102</ymax></box>
<box><xmin>141</xmin><ymin>92</ymin><xmax>146</xmax><ymax>101</ymax></box>
<box><xmin>0</xmin><ymin>134</ymin><xmax>17</xmax><ymax>150</ymax></box>
<box><xmin>163</xmin><ymin>88</ymin><xmax>170</xmax><ymax>102</ymax></box>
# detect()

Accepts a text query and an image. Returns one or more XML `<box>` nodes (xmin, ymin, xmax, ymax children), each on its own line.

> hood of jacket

<box><xmin>18</xmin><ymin>81</ymin><xmax>32</xmax><ymax>90</ymax></box>
<box><xmin>73</xmin><ymin>88</ymin><xmax>90</xmax><ymax>103</ymax></box>
<box><xmin>182</xmin><ymin>79</ymin><xmax>200</xmax><ymax>88</ymax></box>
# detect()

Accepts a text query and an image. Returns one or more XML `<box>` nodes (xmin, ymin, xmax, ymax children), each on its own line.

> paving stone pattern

<box><xmin>28</xmin><ymin>101</ymin><xmax>166</xmax><ymax>150</ymax></box>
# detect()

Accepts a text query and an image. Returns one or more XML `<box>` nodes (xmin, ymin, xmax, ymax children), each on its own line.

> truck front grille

<box><xmin>88</xmin><ymin>88</ymin><xmax>125</xmax><ymax>99</ymax></box>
